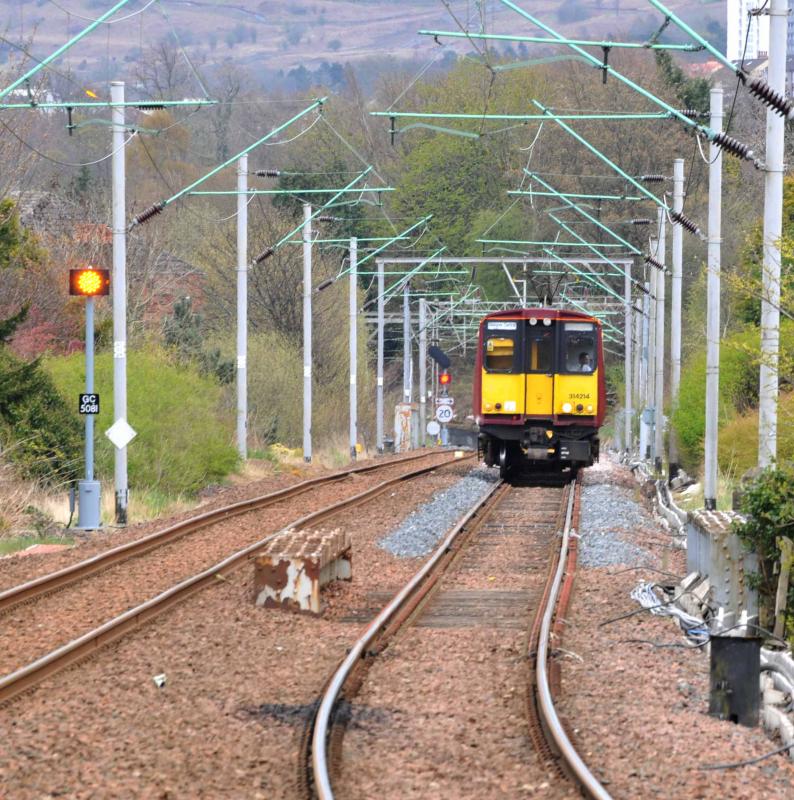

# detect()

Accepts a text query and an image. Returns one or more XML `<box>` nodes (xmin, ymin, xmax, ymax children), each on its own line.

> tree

<box><xmin>734</xmin><ymin>175</ymin><xmax>794</xmax><ymax>326</ymax></box>
<box><xmin>163</xmin><ymin>296</ymin><xmax>234</xmax><ymax>384</ymax></box>
<box><xmin>654</xmin><ymin>50</ymin><xmax>711</xmax><ymax>114</ymax></box>
<box><xmin>0</xmin><ymin>202</ymin><xmax>80</xmax><ymax>483</ymax></box>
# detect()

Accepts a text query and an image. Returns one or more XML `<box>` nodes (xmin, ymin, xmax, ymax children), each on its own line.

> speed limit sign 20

<box><xmin>435</xmin><ymin>404</ymin><xmax>454</xmax><ymax>424</ymax></box>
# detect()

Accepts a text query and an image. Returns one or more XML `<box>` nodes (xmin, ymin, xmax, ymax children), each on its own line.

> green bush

<box><xmin>733</xmin><ymin>466</ymin><xmax>794</xmax><ymax>632</ymax></box>
<box><xmin>45</xmin><ymin>347</ymin><xmax>238</xmax><ymax>494</ymax></box>
<box><xmin>0</xmin><ymin>306</ymin><xmax>81</xmax><ymax>485</ymax></box>
<box><xmin>671</xmin><ymin>321</ymin><xmax>794</xmax><ymax>471</ymax></box>
<box><xmin>718</xmin><ymin>392</ymin><xmax>794</xmax><ymax>477</ymax></box>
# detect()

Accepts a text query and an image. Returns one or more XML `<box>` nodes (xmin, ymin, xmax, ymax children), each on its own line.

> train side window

<box><xmin>484</xmin><ymin>335</ymin><xmax>516</xmax><ymax>372</ymax></box>
<box><xmin>526</xmin><ymin>327</ymin><xmax>554</xmax><ymax>373</ymax></box>
<box><xmin>561</xmin><ymin>323</ymin><xmax>596</xmax><ymax>373</ymax></box>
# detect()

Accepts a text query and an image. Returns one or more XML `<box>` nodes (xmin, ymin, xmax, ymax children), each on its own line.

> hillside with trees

<box><xmin>0</xmin><ymin>0</ymin><xmax>788</xmax><ymax>537</ymax></box>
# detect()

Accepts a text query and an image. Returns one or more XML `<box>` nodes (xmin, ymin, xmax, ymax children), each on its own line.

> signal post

<box><xmin>69</xmin><ymin>267</ymin><xmax>110</xmax><ymax>529</ymax></box>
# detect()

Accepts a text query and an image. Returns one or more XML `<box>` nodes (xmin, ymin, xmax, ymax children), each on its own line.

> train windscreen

<box><xmin>561</xmin><ymin>322</ymin><xmax>596</xmax><ymax>373</ymax></box>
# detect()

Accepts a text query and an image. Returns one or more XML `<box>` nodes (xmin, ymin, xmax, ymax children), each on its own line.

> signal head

<box><xmin>439</xmin><ymin>371</ymin><xmax>452</xmax><ymax>386</ymax></box>
<box><xmin>69</xmin><ymin>268</ymin><xmax>110</xmax><ymax>297</ymax></box>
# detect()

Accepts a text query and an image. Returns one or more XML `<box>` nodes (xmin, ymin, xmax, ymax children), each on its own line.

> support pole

<box><xmin>349</xmin><ymin>238</ymin><xmax>358</xmax><ymax>461</ymax></box>
<box><xmin>759</xmin><ymin>0</ymin><xmax>786</xmax><ymax>467</ymax></box>
<box><xmin>654</xmin><ymin>207</ymin><xmax>666</xmax><ymax>474</ymax></box>
<box><xmin>669</xmin><ymin>158</ymin><xmax>684</xmax><ymax>479</ymax></box>
<box><xmin>236</xmin><ymin>154</ymin><xmax>248</xmax><ymax>460</ymax></box>
<box><xmin>705</xmin><ymin>84</ymin><xmax>723</xmax><ymax>509</ymax></box>
<box><xmin>646</xmin><ymin>264</ymin><xmax>657</xmax><ymax>461</ymax></box>
<box><xmin>403</xmin><ymin>282</ymin><xmax>411</xmax><ymax>403</ymax></box>
<box><xmin>111</xmin><ymin>81</ymin><xmax>128</xmax><ymax>525</ymax></box>
<box><xmin>639</xmin><ymin>280</ymin><xmax>651</xmax><ymax>459</ymax></box>
<box><xmin>85</xmin><ymin>297</ymin><xmax>95</xmax><ymax>484</ymax></box>
<box><xmin>78</xmin><ymin>296</ymin><xmax>101</xmax><ymax>530</ymax></box>
<box><xmin>376</xmin><ymin>260</ymin><xmax>385</xmax><ymax>454</ymax></box>
<box><xmin>624</xmin><ymin>261</ymin><xmax>633</xmax><ymax>453</ymax></box>
<box><xmin>633</xmin><ymin>301</ymin><xmax>642</xmax><ymax>430</ymax></box>
<box><xmin>303</xmin><ymin>204</ymin><xmax>312</xmax><ymax>463</ymax></box>
<box><xmin>419</xmin><ymin>298</ymin><xmax>427</xmax><ymax>446</ymax></box>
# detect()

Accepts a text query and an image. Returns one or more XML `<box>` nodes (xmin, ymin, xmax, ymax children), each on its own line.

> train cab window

<box><xmin>526</xmin><ymin>326</ymin><xmax>554</xmax><ymax>374</ymax></box>
<box><xmin>484</xmin><ymin>321</ymin><xmax>519</xmax><ymax>372</ymax></box>
<box><xmin>485</xmin><ymin>337</ymin><xmax>515</xmax><ymax>371</ymax></box>
<box><xmin>561</xmin><ymin>322</ymin><xmax>596</xmax><ymax>373</ymax></box>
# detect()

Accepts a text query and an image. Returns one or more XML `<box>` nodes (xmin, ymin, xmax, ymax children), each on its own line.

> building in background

<box><xmin>727</xmin><ymin>0</ymin><xmax>770</xmax><ymax>62</ymax></box>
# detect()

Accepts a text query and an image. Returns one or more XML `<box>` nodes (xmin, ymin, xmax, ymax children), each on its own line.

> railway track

<box><xmin>0</xmin><ymin>449</ymin><xmax>470</xmax><ymax>706</ymax></box>
<box><xmin>303</xmin><ymin>471</ymin><xmax>612</xmax><ymax>799</ymax></box>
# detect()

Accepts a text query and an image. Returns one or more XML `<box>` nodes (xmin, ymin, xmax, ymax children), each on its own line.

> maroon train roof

<box><xmin>479</xmin><ymin>307</ymin><xmax>601</xmax><ymax>325</ymax></box>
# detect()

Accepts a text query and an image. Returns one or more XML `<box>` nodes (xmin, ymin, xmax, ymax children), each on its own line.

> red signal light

<box><xmin>439</xmin><ymin>371</ymin><xmax>452</xmax><ymax>386</ymax></box>
<box><xmin>69</xmin><ymin>268</ymin><xmax>110</xmax><ymax>297</ymax></box>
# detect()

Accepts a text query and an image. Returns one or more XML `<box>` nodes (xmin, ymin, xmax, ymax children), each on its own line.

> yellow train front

<box><xmin>473</xmin><ymin>308</ymin><xmax>605</xmax><ymax>477</ymax></box>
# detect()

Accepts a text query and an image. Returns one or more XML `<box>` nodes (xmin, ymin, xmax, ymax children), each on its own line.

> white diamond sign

<box><xmin>105</xmin><ymin>419</ymin><xmax>137</xmax><ymax>450</ymax></box>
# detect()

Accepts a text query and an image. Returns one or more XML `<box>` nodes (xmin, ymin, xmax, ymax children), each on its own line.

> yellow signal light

<box><xmin>69</xmin><ymin>268</ymin><xmax>110</xmax><ymax>297</ymax></box>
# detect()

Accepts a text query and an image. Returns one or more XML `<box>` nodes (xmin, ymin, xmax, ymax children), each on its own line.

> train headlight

<box><xmin>587</xmin><ymin>404</ymin><xmax>593</xmax><ymax>413</ymax></box>
<box><xmin>562</xmin><ymin>402</ymin><xmax>572</xmax><ymax>413</ymax></box>
<box><xmin>543</xmin><ymin>318</ymin><xmax>551</xmax><ymax>326</ymax></box>
<box><xmin>529</xmin><ymin>317</ymin><xmax>537</xmax><ymax>325</ymax></box>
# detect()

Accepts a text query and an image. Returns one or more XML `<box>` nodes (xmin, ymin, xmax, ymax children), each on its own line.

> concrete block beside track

<box><xmin>253</xmin><ymin>528</ymin><xmax>352</xmax><ymax>614</ymax></box>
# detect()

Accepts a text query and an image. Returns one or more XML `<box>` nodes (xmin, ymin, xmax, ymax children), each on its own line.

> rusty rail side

<box><xmin>0</xmin><ymin>453</ymin><xmax>470</xmax><ymax>706</ymax></box>
<box><xmin>0</xmin><ymin>449</ymin><xmax>448</xmax><ymax>615</ymax></box>
<box><xmin>534</xmin><ymin>473</ymin><xmax>613</xmax><ymax>800</ymax></box>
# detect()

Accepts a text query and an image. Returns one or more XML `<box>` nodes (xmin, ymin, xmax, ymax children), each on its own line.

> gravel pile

<box><xmin>378</xmin><ymin>467</ymin><xmax>500</xmax><ymax>558</ymax></box>
<box><xmin>578</xmin><ymin>482</ymin><xmax>653</xmax><ymax>567</ymax></box>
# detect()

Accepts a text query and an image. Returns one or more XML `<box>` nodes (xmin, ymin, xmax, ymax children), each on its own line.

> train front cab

<box><xmin>475</xmin><ymin>312</ymin><xmax>604</xmax><ymax>475</ymax></box>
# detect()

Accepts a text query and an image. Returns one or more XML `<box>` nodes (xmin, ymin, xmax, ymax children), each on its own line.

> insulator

<box><xmin>254</xmin><ymin>247</ymin><xmax>274</xmax><ymax>264</ymax></box>
<box><xmin>670</xmin><ymin>210</ymin><xmax>701</xmax><ymax>237</ymax></box>
<box><xmin>712</xmin><ymin>131</ymin><xmax>754</xmax><ymax>161</ymax></box>
<box><xmin>136</xmin><ymin>103</ymin><xmax>165</xmax><ymax>111</ymax></box>
<box><xmin>316</xmin><ymin>277</ymin><xmax>335</xmax><ymax>292</ymax></box>
<box><xmin>255</xmin><ymin>169</ymin><xmax>281</xmax><ymax>177</ymax></box>
<box><xmin>677</xmin><ymin>108</ymin><xmax>705</xmax><ymax>120</ymax></box>
<box><xmin>747</xmin><ymin>77</ymin><xmax>794</xmax><ymax>118</ymax></box>
<box><xmin>629</xmin><ymin>218</ymin><xmax>652</xmax><ymax>225</ymax></box>
<box><xmin>639</xmin><ymin>174</ymin><xmax>666</xmax><ymax>183</ymax></box>
<box><xmin>131</xmin><ymin>202</ymin><xmax>164</xmax><ymax>226</ymax></box>
<box><xmin>317</xmin><ymin>215</ymin><xmax>336</xmax><ymax>222</ymax></box>
<box><xmin>645</xmin><ymin>254</ymin><xmax>665</xmax><ymax>271</ymax></box>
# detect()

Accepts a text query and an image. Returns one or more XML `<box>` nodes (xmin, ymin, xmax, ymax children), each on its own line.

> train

<box><xmin>473</xmin><ymin>307</ymin><xmax>605</xmax><ymax>478</ymax></box>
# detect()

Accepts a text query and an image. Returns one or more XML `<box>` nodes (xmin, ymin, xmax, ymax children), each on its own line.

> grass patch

<box><xmin>673</xmin><ymin>470</ymin><xmax>737</xmax><ymax>512</ymax></box>
<box><xmin>0</xmin><ymin>535</ymin><xmax>73</xmax><ymax>556</ymax></box>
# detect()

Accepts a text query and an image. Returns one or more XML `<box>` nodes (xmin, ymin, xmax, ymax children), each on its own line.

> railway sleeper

<box><xmin>253</xmin><ymin>528</ymin><xmax>352</xmax><ymax>615</ymax></box>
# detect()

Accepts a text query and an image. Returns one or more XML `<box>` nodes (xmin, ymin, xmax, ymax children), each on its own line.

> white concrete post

<box><xmin>376</xmin><ymin>259</ymin><xmax>384</xmax><ymax>453</ymax></box>
<box><xmin>236</xmin><ymin>154</ymin><xmax>248</xmax><ymax>460</ymax></box>
<box><xmin>302</xmin><ymin>203</ymin><xmax>312</xmax><ymax>463</ymax></box>
<box><xmin>669</xmin><ymin>158</ymin><xmax>684</xmax><ymax>479</ymax></box>
<box><xmin>759</xmin><ymin>0</ymin><xmax>786</xmax><ymax>467</ymax></box>
<box><xmin>624</xmin><ymin>262</ymin><xmax>633</xmax><ymax>453</ymax></box>
<box><xmin>704</xmin><ymin>84</ymin><xmax>723</xmax><ymax>509</ymax></box>
<box><xmin>403</xmin><ymin>282</ymin><xmax>411</xmax><ymax>403</ymax></box>
<box><xmin>419</xmin><ymin>297</ymin><xmax>427</xmax><ymax>446</ymax></box>
<box><xmin>349</xmin><ymin>238</ymin><xmax>358</xmax><ymax>460</ymax></box>
<box><xmin>111</xmin><ymin>80</ymin><xmax>128</xmax><ymax>524</ymax></box>
<box><xmin>654</xmin><ymin>206</ymin><xmax>666</xmax><ymax>474</ymax></box>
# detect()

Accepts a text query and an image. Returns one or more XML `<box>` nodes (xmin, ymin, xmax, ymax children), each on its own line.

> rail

<box><xmin>310</xmin><ymin>479</ymin><xmax>507</xmax><ymax>799</ymax></box>
<box><xmin>0</xmin><ymin>451</ymin><xmax>470</xmax><ymax>705</ymax></box>
<box><xmin>0</xmin><ymin>449</ymin><xmax>449</xmax><ymax>614</ymax></box>
<box><xmin>535</xmin><ymin>480</ymin><xmax>613</xmax><ymax>799</ymax></box>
